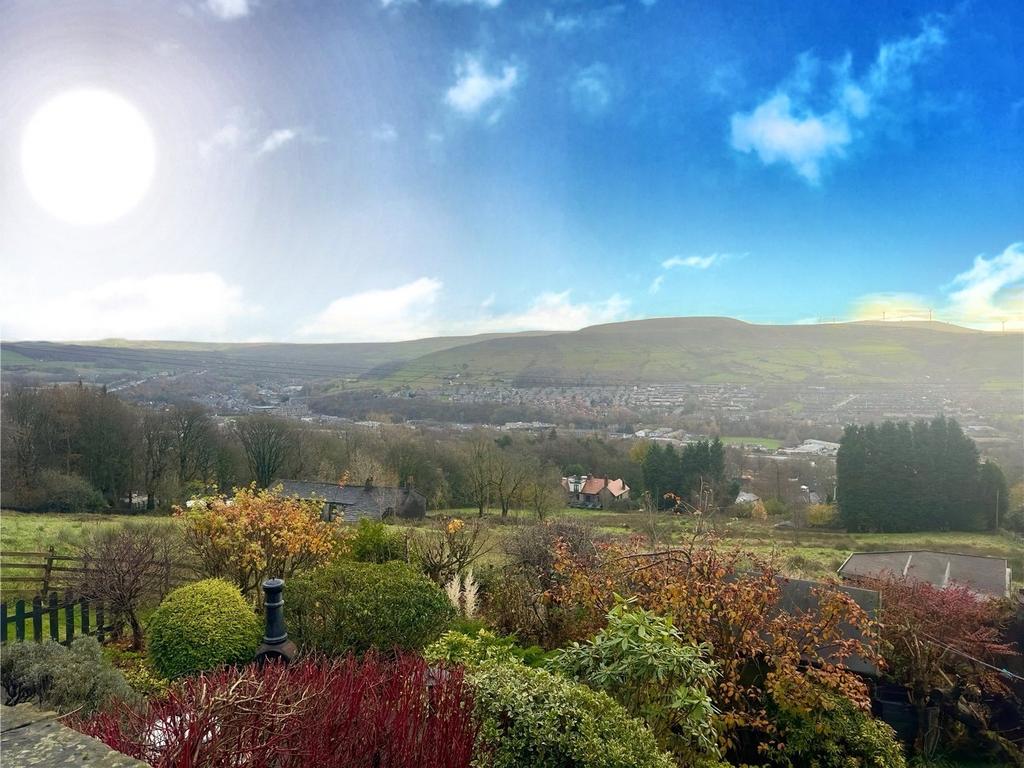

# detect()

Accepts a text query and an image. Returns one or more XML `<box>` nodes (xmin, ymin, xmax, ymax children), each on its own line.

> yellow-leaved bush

<box><xmin>176</xmin><ymin>484</ymin><xmax>337</xmax><ymax>599</ymax></box>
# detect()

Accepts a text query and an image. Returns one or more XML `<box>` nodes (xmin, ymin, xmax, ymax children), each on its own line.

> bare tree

<box><xmin>492</xmin><ymin>448</ymin><xmax>532</xmax><ymax>518</ymax></box>
<box><xmin>174</xmin><ymin>404</ymin><xmax>216</xmax><ymax>489</ymax></box>
<box><xmin>71</xmin><ymin>521</ymin><xmax>182</xmax><ymax>649</ymax></box>
<box><xmin>235</xmin><ymin>415</ymin><xmax>293</xmax><ymax>488</ymax></box>
<box><xmin>462</xmin><ymin>434</ymin><xmax>497</xmax><ymax>517</ymax></box>
<box><xmin>142</xmin><ymin>411</ymin><xmax>175</xmax><ymax>510</ymax></box>
<box><xmin>521</xmin><ymin>464</ymin><xmax>563</xmax><ymax>520</ymax></box>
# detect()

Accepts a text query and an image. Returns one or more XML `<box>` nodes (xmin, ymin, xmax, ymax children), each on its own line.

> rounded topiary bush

<box><xmin>287</xmin><ymin>560</ymin><xmax>455</xmax><ymax>655</ymax></box>
<box><xmin>147</xmin><ymin>578</ymin><xmax>261</xmax><ymax>679</ymax></box>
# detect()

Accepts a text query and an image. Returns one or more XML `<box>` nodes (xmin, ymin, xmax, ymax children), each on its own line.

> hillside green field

<box><xmin>357</xmin><ymin>318</ymin><xmax>1022</xmax><ymax>389</ymax></box>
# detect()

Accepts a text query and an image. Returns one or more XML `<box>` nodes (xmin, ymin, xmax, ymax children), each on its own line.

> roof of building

<box><xmin>582</xmin><ymin>476</ymin><xmax>628</xmax><ymax>496</ymax></box>
<box><xmin>837</xmin><ymin>550</ymin><xmax>1010</xmax><ymax>598</ymax></box>
<box><xmin>275</xmin><ymin>479</ymin><xmax>423</xmax><ymax>510</ymax></box>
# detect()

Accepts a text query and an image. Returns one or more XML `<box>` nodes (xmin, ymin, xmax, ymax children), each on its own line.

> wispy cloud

<box><xmin>439</xmin><ymin>0</ymin><xmax>503</xmax><ymax>7</ymax></box>
<box><xmin>530</xmin><ymin>5</ymin><xmax>625</xmax><ymax>35</ymax></box>
<box><xmin>730</xmin><ymin>19</ymin><xmax>947</xmax><ymax>183</ymax></box>
<box><xmin>570</xmin><ymin>63</ymin><xmax>615</xmax><ymax>116</ymax></box>
<box><xmin>256</xmin><ymin>128</ymin><xmax>299</xmax><ymax>156</ymax></box>
<box><xmin>662</xmin><ymin>253</ymin><xmax>732</xmax><ymax>270</ymax></box>
<box><xmin>299</xmin><ymin>278</ymin><xmax>444</xmax><ymax>342</ymax></box>
<box><xmin>849</xmin><ymin>242</ymin><xmax>1024</xmax><ymax>330</ymax></box>
<box><xmin>204</xmin><ymin>0</ymin><xmax>251</xmax><ymax>20</ymax></box>
<box><xmin>300</xmin><ymin>280</ymin><xmax>630</xmax><ymax>341</ymax></box>
<box><xmin>648</xmin><ymin>275</ymin><xmax>664</xmax><ymax>294</ymax></box>
<box><xmin>371</xmin><ymin>123</ymin><xmax>399</xmax><ymax>143</ymax></box>
<box><xmin>199</xmin><ymin>117</ymin><xmax>320</xmax><ymax>161</ymax></box>
<box><xmin>444</xmin><ymin>53</ymin><xmax>520</xmax><ymax>122</ymax></box>
<box><xmin>1</xmin><ymin>273</ymin><xmax>253</xmax><ymax>341</ymax></box>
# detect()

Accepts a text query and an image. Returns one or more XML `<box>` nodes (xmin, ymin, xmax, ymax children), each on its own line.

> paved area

<box><xmin>1</xmin><ymin>704</ymin><xmax>146</xmax><ymax>767</ymax></box>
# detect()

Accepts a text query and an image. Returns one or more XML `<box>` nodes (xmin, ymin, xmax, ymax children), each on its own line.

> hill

<box><xmin>353</xmin><ymin>317</ymin><xmax>1023</xmax><ymax>389</ymax></box>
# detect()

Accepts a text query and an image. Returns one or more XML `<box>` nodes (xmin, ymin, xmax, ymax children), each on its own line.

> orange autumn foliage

<box><xmin>176</xmin><ymin>484</ymin><xmax>337</xmax><ymax>600</ymax></box>
<box><xmin>548</xmin><ymin>535</ymin><xmax>880</xmax><ymax>753</ymax></box>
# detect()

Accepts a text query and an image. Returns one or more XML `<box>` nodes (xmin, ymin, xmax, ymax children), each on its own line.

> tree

<box><xmin>173</xmin><ymin>404</ymin><xmax>217</xmax><ymax>490</ymax></box>
<box><xmin>491</xmin><ymin>446</ymin><xmax>532</xmax><ymax>517</ymax></box>
<box><xmin>461</xmin><ymin>434</ymin><xmax>497</xmax><ymax>517</ymax></box>
<box><xmin>141</xmin><ymin>411</ymin><xmax>174</xmax><ymax>510</ymax></box>
<box><xmin>235</xmin><ymin>416</ymin><xmax>294</xmax><ymax>488</ymax></box>
<box><xmin>521</xmin><ymin>465</ymin><xmax>564</xmax><ymax>520</ymax></box>
<box><xmin>72</xmin><ymin>521</ymin><xmax>182</xmax><ymax>649</ymax></box>
<box><xmin>177</xmin><ymin>485</ymin><xmax>336</xmax><ymax>600</ymax></box>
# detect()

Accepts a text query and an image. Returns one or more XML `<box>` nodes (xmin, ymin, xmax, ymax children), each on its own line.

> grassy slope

<box><xmin>364</xmin><ymin>318</ymin><xmax>1022</xmax><ymax>388</ymax></box>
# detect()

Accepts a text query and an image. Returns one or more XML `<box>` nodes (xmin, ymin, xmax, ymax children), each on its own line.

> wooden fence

<box><xmin>1</xmin><ymin>591</ymin><xmax>115</xmax><ymax>646</ymax></box>
<box><xmin>1</xmin><ymin>547</ymin><xmax>189</xmax><ymax>597</ymax></box>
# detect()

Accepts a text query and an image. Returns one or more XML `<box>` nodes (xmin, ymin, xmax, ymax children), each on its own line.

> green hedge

<box><xmin>348</xmin><ymin>519</ymin><xmax>407</xmax><ymax>563</ymax></box>
<box><xmin>470</xmin><ymin>660</ymin><xmax>675</xmax><ymax>768</ymax></box>
<box><xmin>286</xmin><ymin>560</ymin><xmax>454</xmax><ymax>655</ymax></box>
<box><xmin>147</xmin><ymin>579</ymin><xmax>261</xmax><ymax>679</ymax></box>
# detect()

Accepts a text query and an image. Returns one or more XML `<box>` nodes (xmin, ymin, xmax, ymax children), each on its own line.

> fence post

<box><xmin>41</xmin><ymin>546</ymin><xmax>55</xmax><ymax>594</ymax></box>
<box><xmin>47</xmin><ymin>592</ymin><xmax>59</xmax><ymax>641</ymax></box>
<box><xmin>1</xmin><ymin>602</ymin><xmax>7</xmax><ymax>645</ymax></box>
<box><xmin>31</xmin><ymin>596</ymin><xmax>43</xmax><ymax>642</ymax></box>
<box><xmin>64</xmin><ymin>590</ymin><xmax>75</xmax><ymax>645</ymax></box>
<box><xmin>15</xmin><ymin>600</ymin><xmax>26</xmax><ymax>642</ymax></box>
<box><xmin>80</xmin><ymin>597</ymin><xmax>90</xmax><ymax>637</ymax></box>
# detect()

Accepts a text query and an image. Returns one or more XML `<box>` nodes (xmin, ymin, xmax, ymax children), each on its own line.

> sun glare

<box><xmin>20</xmin><ymin>89</ymin><xmax>156</xmax><ymax>226</ymax></box>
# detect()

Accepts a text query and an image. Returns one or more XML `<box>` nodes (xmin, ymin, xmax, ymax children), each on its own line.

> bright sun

<box><xmin>21</xmin><ymin>89</ymin><xmax>156</xmax><ymax>226</ymax></box>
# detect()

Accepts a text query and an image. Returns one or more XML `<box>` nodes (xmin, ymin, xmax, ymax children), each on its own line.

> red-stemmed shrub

<box><xmin>68</xmin><ymin>654</ymin><xmax>477</xmax><ymax>768</ymax></box>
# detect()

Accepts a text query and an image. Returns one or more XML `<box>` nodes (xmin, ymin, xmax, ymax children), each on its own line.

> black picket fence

<box><xmin>1</xmin><ymin>591</ymin><xmax>116</xmax><ymax>646</ymax></box>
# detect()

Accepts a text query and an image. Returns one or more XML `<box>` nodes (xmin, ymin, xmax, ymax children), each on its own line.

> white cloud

<box><xmin>662</xmin><ymin>253</ymin><xmax>730</xmax><ymax>270</ymax></box>
<box><xmin>299</xmin><ymin>278</ymin><xmax>444</xmax><ymax>342</ymax></box>
<box><xmin>946</xmin><ymin>242</ymin><xmax>1024</xmax><ymax>327</ymax></box>
<box><xmin>571</xmin><ymin>63</ymin><xmax>614</xmax><ymax>116</ymax></box>
<box><xmin>256</xmin><ymin>128</ymin><xmax>299</xmax><ymax>156</ymax></box>
<box><xmin>444</xmin><ymin>54</ymin><xmax>520</xmax><ymax>121</ymax></box>
<box><xmin>198</xmin><ymin>122</ymin><xmax>243</xmax><ymax>160</ymax></box>
<box><xmin>849</xmin><ymin>242</ymin><xmax>1024</xmax><ymax>330</ymax></box>
<box><xmin>299</xmin><ymin>280</ymin><xmax>630</xmax><ymax>341</ymax></box>
<box><xmin>1</xmin><ymin>273</ymin><xmax>251</xmax><ymax>340</ymax></box>
<box><xmin>371</xmin><ymin>123</ymin><xmax>399</xmax><ymax>143</ymax></box>
<box><xmin>533</xmin><ymin>5</ymin><xmax>624</xmax><ymax>34</ymax></box>
<box><xmin>648</xmin><ymin>275</ymin><xmax>664</xmax><ymax>294</ymax></box>
<box><xmin>205</xmin><ymin>0</ymin><xmax>251</xmax><ymax>20</ymax></box>
<box><xmin>472</xmin><ymin>291</ymin><xmax>630</xmax><ymax>333</ymax></box>
<box><xmin>730</xmin><ymin>19</ymin><xmax>946</xmax><ymax>183</ymax></box>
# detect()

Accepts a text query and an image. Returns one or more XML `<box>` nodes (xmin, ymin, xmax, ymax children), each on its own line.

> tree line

<box><xmin>836</xmin><ymin>416</ymin><xmax>1008</xmax><ymax>532</ymax></box>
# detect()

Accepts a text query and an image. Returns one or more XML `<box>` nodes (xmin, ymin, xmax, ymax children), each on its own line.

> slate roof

<box><xmin>274</xmin><ymin>479</ymin><xmax>424</xmax><ymax>522</ymax></box>
<box><xmin>837</xmin><ymin>550</ymin><xmax>1010</xmax><ymax>599</ymax></box>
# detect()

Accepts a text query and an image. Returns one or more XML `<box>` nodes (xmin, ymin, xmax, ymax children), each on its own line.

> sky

<box><xmin>1</xmin><ymin>0</ymin><xmax>1022</xmax><ymax>342</ymax></box>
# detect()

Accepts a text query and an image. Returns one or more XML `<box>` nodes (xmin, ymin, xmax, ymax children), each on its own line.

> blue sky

<box><xmin>1</xmin><ymin>0</ymin><xmax>1021</xmax><ymax>341</ymax></box>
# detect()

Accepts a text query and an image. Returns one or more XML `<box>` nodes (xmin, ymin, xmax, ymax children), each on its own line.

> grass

<box><xmin>720</xmin><ymin>436</ymin><xmax>783</xmax><ymax>449</ymax></box>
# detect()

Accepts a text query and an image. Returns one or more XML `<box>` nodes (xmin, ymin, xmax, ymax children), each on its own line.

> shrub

<box><xmin>763</xmin><ymin>498</ymin><xmax>789</xmax><ymax>517</ymax></box>
<box><xmin>69</xmin><ymin>520</ymin><xmax>182</xmax><ymax>649</ymax></box>
<box><xmin>17</xmin><ymin>470</ymin><xmax>106</xmax><ymax>512</ymax></box>
<box><xmin>768</xmin><ymin>684</ymin><xmax>907</xmax><ymax>768</ymax></box>
<box><xmin>806</xmin><ymin>503</ymin><xmax>839</xmax><ymax>527</ymax></box>
<box><xmin>548</xmin><ymin>601</ymin><xmax>721</xmax><ymax>763</ymax></box>
<box><xmin>348</xmin><ymin>518</ymin><xmax>406</xmax><ymax>563</ymax></box>
<box><xmin>287</xmin><ymin>560</ymin><xmax>454</xmax><ymax>655</ymax></box>
<box><xmin>425</xmin><ymin>629</ymin><xmax>550</xmax><ymax>669</ymax></box>
<box><xmin>147</xmin><ymin>578</ymin><xmax>261</xmax><ymax>679</ymax></box>
<box><xmin>410</xmin><ymin>517</ymin><xmax>489</xmax><ymax>585</ymax></box>
<box><xmin>72</xmin><ymin>654</ymin><xmax>477</xmax><ymax>768</ymax></box>
<box><xmin>470</xmin><ymin>660</ymin><xmax>675</xmax><ymax>768</ymax></box>
<box><xmin>177</xmin><ymin>485</ymin><xmax>336</xmax><ymax>599</ymax></box>
<box><xmin>1</xmin><ymin>637</ymin><xmax>136</xmax><ymax>714</ymax></box>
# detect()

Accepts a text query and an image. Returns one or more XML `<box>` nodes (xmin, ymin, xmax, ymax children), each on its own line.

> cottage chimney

<box><xmin>254</xmin><ymin>578</ymin><xmax>296</xmax><ymax>664</ymax></box>
<box><xmin>604</xmin><ymin>476</ymin><xmax>609</xmax><ymax>488</ymax></box>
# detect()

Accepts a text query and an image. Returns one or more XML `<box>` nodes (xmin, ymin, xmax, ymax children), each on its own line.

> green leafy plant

<box><xmin>548</xmin><ymin>600</ymin><xmax>721</xmax><ymax>763</ymax></box>
<box><xmin>1</xmin><ymin>637</ymin><xmax>136</xmax><ymax>714</ymax></box>
<box><xmin>348</xmin><ymin>518</ymin><xmax>407</xmax><ymax>563</ymax></box>
<box><xmin>470</xmin><ymin>660</ymin><xmax>675</xmax><ymax>768</ymax></box>
<box><xmin>147</xmin><ymin>578</ymin><xmax>261</xmax><ymax>679</ymax></box>
<box><xmin>287</xmin><ymin>560</ymin><xmax>454</xmax><ymax>655</ymax></box>
<box><xmin>425</xmin><ymin>628</ymin><xmax>550</xmax><ymax>669</ymax></box>
<box><xmin>768</xmin><ymin>683</ymin><xmax>907</xmax><ymax>768</ymax></box>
